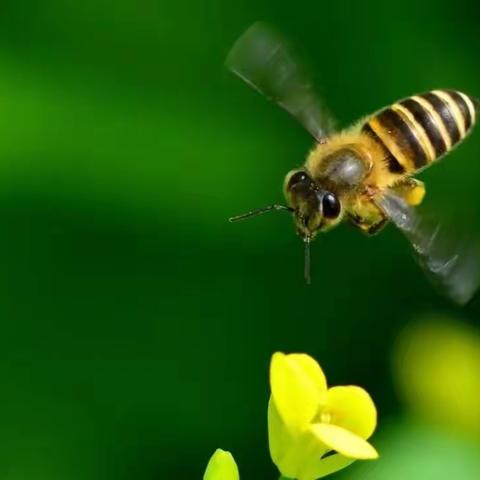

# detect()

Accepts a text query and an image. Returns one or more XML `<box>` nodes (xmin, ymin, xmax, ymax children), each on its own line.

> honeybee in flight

<box><xmin>227</xmin><ymin>22</ymin><xmax>480</xmax><ymax>304</ymax></box>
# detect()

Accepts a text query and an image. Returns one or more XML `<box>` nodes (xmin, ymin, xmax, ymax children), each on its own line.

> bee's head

<box><xmin>284</xmin><ymin>169</ymin><xmax>343</xmax><ymax>239</ymax></box>
<box><xmin>228</xmin><ymin>168</ymin><xmax>343</xmax><ymax>284</ymax></box>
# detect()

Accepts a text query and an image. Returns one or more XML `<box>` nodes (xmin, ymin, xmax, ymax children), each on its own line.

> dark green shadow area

<box><xmin>0</xmin><ymin>1</ymin><xmax>479</xmax><ymax>479</ymax></box>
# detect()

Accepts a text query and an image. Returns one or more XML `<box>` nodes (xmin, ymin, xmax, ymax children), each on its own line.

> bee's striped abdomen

<box><xmin>362</xmin><ymin>89</ymin><xmax>477</xmax><ymax>176</ymax></box>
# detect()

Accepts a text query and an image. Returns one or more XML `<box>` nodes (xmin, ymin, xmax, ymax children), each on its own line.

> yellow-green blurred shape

<box><xmin>203</xmin><ymin>449</ymin><xmax>240</xmax><ymax>480</ymax></box>
<box><xmin>343</xmin><ymin>422</ymin><xmax>480</xmax><ymax>480</ymax></box>
<box><xmin>393</xmin><ymin>316</ymin><xmax>480</xmax><ymax>437</ymax></box>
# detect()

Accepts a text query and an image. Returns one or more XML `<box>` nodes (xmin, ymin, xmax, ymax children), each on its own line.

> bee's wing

<box><xmin>376</xmin><ymin>191</ymin><xmax>479</xmax><ymax>305</ymax></box>
<box><xmin>226</xmin><ymin>22</ymin><xmax>335</xmax><ymax>142</ymax></box>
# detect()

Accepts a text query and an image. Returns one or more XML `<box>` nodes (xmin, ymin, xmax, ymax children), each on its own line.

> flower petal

<box><xmin>268</xmin><ymin>397</ymin><xmax>292</xmax><ymax>468</ymax></box>
<box><xmin>299</xmin><ymin>454</ymin><xmax>356</xmax><ymax>480</ymax></box>
<box><xmin>309</xmin><ymin>423</ymin><xmax>378</xmax><ymax>459</ymax></box>
<box><xmin>270</xmin><ymin>352</ymin><xmax>327</xmax><ymax>430</ymax></box>
<box><xmin>203</xmin><ymin>449</ymin><xmax>240</xmax><ymax>480</ymax></box>
<box><xmin>327</xmin><ymin>386</ymin><xmax>377</xmax><ymax>439</ymax></box>
<box><xmin>288</xmin><ymin>353</ymin><xmax>328</xmax><ymax>398</ymax></box>
<box><xmin>269</xmin><ymin>397</ymin><xmax>327</xmax><ymax>479</ymax></box>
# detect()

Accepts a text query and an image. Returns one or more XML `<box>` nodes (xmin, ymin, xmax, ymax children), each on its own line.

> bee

<box><xmin>227</xmin><ymin>22</ymin><xmax>479</xmax><ymax>304</ymax></box>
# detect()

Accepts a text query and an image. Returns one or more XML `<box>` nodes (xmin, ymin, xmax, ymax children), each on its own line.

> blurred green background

<box><xmin>0</xmin><ymin>0</ymin><xmax>479</xmax><ymax>479</ymax></box>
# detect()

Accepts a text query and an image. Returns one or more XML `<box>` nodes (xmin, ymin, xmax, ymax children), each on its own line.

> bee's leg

<box><xmin>346</xmin><ymin>200</ymin><xmax>388</xmax><ymax>236</ymax></box>
<box><xmin>390</xmin><ymin>178</ymin><xmax>426</xmax><ymax>206</ymax></box>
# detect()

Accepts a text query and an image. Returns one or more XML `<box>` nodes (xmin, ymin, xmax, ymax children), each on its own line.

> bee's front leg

<box><xmin>346</xmin><ymin>195</ymin><xmax>388</xmax><ymax>236</ymax></box>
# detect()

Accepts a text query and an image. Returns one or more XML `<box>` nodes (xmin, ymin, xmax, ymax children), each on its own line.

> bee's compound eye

<box><xmin>287</xmin><ymin>171</ymin><xmax>310</xmax><ymax>190</ymax></box>
<box><xmin>322</xmin><ymin>193</ymin><xmax>341</xmax><ymax>218</ymax></box>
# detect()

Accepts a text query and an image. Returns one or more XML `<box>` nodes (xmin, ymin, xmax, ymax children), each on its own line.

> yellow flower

<box><xmin>203</xmin><ymin>449</ymin><xmax>240</xmax><ymax>480</ymax></box>
<box><xmin>268</xmin><ymin>352</ymin><xmax>378</xmax><ymax>480</ymax></box>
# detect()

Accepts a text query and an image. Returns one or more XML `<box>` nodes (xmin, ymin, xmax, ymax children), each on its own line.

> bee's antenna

<box><xmin>229</xmin><ymin>204</ymin><xmax>294</xmax><ymax>222</ymax></box>
<box><xmin>304</xmin><ymin>236</ymin><xmax>311</xmax><ymax>285</ymax></box>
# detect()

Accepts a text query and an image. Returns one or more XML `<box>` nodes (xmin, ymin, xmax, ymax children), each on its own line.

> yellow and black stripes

<box><xmin>399</xmin><ymin>97</ymin><xmax>448</xmax><ymax>157</ymax></box>
<box><xmin>362</xmin><ymin>123</ymin><xmax>407</xmax><ymax>174</ymax></box>
<box><xmin>361</xmin><ymin>89</ymin><xmax>477</xmax><ymax>176</ymax></box>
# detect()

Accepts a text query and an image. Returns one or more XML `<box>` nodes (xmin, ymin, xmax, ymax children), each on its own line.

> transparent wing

<box><xmin>376</xmin><ymin>191</ymin><xmax>480</xmax><ymax>305</ymax></box>
<box><xmin>226</xmin><ymin>22</ymin><xmax>335</xmax><ymax>141</ymax></box>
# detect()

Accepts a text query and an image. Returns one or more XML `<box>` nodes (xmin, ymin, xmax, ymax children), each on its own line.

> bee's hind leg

<box><xmin>348</xmin><ymin>178</ymin><xmax>426</xmax><ymax>235</ymax></box>
<box><xmin>390</xmin><ymin>178</ymin><xmax>426</xmax><ymax>206</ymax></box>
